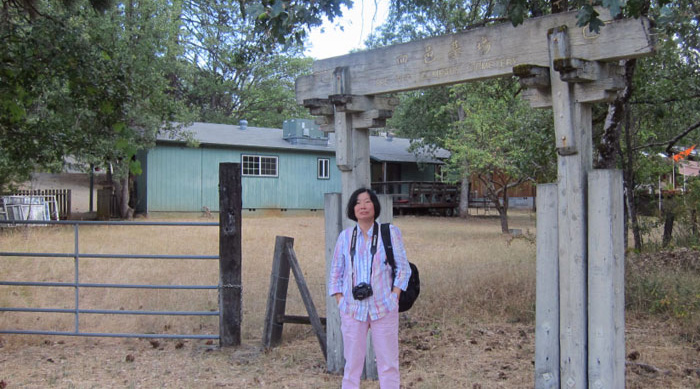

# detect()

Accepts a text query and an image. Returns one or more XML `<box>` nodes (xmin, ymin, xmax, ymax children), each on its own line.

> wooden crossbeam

<box><xmin>296</xmin><ymin>9</ymin><xmax>654</xmax><ymax>102</ymax></box>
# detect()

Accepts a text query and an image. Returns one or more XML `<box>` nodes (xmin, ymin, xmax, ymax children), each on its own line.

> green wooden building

<box><xmin>135</xmin><ymin>120</ymin><xmax>448</xmax><ymax>213</ymax></box>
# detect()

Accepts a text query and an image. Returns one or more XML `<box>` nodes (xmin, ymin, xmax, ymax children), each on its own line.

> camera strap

<box><xmin>350</xmin><ymin>221</ymin><xmax>379</xmax><ymax>286</ymax></box>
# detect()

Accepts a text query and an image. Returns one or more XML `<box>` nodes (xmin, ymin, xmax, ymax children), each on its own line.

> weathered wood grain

<box><xmin>296</xmin><ymin>10</ymin><xmax>654</xmax><ymax>101</ymax></box>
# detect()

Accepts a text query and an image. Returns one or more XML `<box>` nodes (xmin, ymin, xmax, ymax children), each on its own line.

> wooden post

<box><xmin>588</xmin><ymin>170</ymin><xmax>625</xmax><ymax>388</ymax></box>
<box><xmin>332</xmin><ymin>68</ymin><xmax>372</xmax><ymax>230</ymax></box>
<box><xmin>219</xmin><ymin>162</ymin><xmax>242</xmax><ymax>347</ymax></box>
<box><xmin>325</xmin><ymin>193</ymin><xmax>344</xmax><ymax>373</ymax></box>
<box><xmin>262</xmin><ymin>237</ymin><xmax>327</xmax><ymax>357</ymax></box>
<box><xmin>377</xmin><ymin>194</ymin><xmax>394</xmax><ymax>224</ymax></box>
<box><xmin>262</xmin><ymin>236</ymin><xmax>293</xmax><ymax>349</ymax></box>
<box><xmin>549</xmin><ymin>26</ymin><xmax>593</xmax><ymax>388</ymax></box>
<box><xmin>535</xmin><ymin>184</ymin><xmax>560</xmax><ymax>388</ymax></box>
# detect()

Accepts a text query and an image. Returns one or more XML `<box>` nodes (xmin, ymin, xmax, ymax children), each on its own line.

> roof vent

<box><xmin>239</xmin><ymin>119</ymin><xmax>248</xmax><ymax>131</ymax></box>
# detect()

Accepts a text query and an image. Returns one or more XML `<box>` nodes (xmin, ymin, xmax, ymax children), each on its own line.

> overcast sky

<box><xmin>304</xmin><ymin>0</ymin><xmax>390</xmax><ymax>59</ymax></box>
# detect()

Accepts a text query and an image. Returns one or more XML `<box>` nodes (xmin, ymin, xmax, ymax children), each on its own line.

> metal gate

<box><xmin>0</xmin><ymin>219</ymin><xmax>220</xmax><ymax>340</ymax></box>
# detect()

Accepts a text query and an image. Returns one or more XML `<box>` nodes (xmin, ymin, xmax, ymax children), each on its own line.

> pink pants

<box><xmin>340</xmin><ymin>309</ymin><xmax>400</xmax><ymax>389</ymax></box>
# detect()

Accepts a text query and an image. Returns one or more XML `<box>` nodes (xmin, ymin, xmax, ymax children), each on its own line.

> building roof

<box><xmin>158</xmin><ymin>122</ymin><xmax>449</xmax><ymax>164</ymax></box>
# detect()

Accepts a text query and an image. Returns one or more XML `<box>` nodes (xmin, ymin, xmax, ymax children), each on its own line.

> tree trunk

<box><xmin>596</xmin><ymin>60</ymin><xmax>636</xmax><ymax>169</ymax></box>
<box><xmin>622</xmin><ymin>105</ymin><xmax>643</xmax><ymax>250</ymax></box>
<box><xmin>497</xmin><ymin>204</ymin><xmax>509</xmax><ymax>233</ymax></box>
<box><xmin>113</xmin><ymin>173</ymin><xmax>134</xmax><ymax>220</ymax></box>
<box><xmin>624</xmin><ymin>182</ymin><xmax>643</xmax><ymax>250</ymax></box>
<box><xmin>499</xmin><ymin>186</ymin><xmax>509</xmax><ymax>233</ymax></box>
<box><xmin>459</xmin><ymin>174</ymin><xmax>470</xmax><ymax>218</ymax></box>
<box><xmin>457</xmin><ymin>106</ymin><xmax>470</xmax><ymax>219</ymax></box>
<box><xmin>662</xmin><ymin>207</ymin><xmax>675</xmax><ymax>247</ymax></box>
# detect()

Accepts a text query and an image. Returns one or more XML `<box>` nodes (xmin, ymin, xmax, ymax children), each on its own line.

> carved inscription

<box><xmin>468</xmin><ymin>57</ymin><xmax>518</xmax><ymax>71</ymax></box>
<box><xmin>448</xmin><ymin>39</ymin><xmax>462</xmax><ymax>61</ymax></box>
<box><xmin>477</xmin><ymin>36</ymin><xmax>491</xmax><ymax>55</ymax></box>
<box><xmin>298</xmin><ymin>12</ymin><xmax>655</xmax><ymax>100</ymax></box>
<box><xmin>582</xmin><ymin>21</ymin><xmax>611</xmax><ymax>39</ymax></box>
<box><xmin>419</xmin><ymin>57</ymin><xmax>518</xmax><ymax>81</ymax></box>
<box><xmin>424</xmin><ymin>45</ymin><xmax>435</xmax><ymax>64</ymax></box>
<box><xmin>420</xmin><ymin>66</ymin><xmax>459</xmax><ymax>80</ymax></box>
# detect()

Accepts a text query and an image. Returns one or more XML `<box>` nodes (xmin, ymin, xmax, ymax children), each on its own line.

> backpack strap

<box><xmin>381</xmin><ymin>223</ymin><xmax>396</xmax><ymax>282</ymax></box>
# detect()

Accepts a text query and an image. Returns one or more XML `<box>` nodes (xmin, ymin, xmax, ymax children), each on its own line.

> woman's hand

<box><xmin>391</xmin><ymin>287</ymin><xmax>401</xmax><ymax>300</ymax></box>
<box><xmin>334</xmin><ymin>293</ymin><xmax>343</xmax><ymax>304</ymax></box>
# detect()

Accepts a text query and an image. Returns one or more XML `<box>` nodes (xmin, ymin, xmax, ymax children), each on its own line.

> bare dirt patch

<box><xmin>0</xmin><ymin>316</ymin><xmax>697</xmax><ymax>388</ymax></box>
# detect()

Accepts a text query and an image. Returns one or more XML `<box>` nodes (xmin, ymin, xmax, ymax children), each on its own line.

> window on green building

<box><xmin>318</xmin><ymin>158</ymin><xmax>330</xmax><ymax>179</ymax></box>
<box><xmin>242</xmin><ymin>155</ymin><xmax>278</xmax><ymax>177</ymax></box>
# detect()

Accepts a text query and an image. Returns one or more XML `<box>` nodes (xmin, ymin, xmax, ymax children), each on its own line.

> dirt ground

<box><xmin>0</xmin><ymin>314</ymin><xmax>698</xmax><ymax>388</ymax></box>
<box><xmin>4</xmin><ymin>175</ymin><xmax>699</xmax><ymax>387</ymax></box>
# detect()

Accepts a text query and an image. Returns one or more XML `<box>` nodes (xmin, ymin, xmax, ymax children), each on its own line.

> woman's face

<box><xmin>354</xmin><ymin>191</ymin><xmax>375</xmax><ymax>223</ymax></box>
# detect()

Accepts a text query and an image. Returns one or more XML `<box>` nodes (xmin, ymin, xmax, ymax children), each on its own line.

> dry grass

<box><xmin>0</xmin><ymin>212</ymin><xmax>698</xmax><ymax>388</ymax></box>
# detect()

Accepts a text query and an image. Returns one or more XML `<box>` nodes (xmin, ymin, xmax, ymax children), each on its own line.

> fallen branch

<box><xmin>626</xmin><ymin>361</ymin><xmax>669</xmax><ymax>375</ymax></box>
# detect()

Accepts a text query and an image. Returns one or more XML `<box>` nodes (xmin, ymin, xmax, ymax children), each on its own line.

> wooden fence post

<box><xmin>535</xmin><ymin>184</ymin><xmax>560</xmax><ymax>388</ymax></box>
<box><xmin>325</xmin><ymin>193</ymin><xmax>344</xmax><ymax>373</ymax></box>
<box><xmin>588</xmin><ymin>170</ymin><xmax>625</xmax><ymax>388</ymax></box>
<box><xmin>262</xmin><ymin>236</ymin><xmax>293</xmax><ymax>349</ymax></box>
<box><xmin>219</xmin><ymin>163</ymin><xmax>242</xmax><ymax>347</ymax></box>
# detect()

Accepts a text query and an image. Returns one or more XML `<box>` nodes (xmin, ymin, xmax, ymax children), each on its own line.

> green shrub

<box><xmin>626</xmin><ymin>249</ymin><xmax>700</xmax><ymax>340</ymax></box>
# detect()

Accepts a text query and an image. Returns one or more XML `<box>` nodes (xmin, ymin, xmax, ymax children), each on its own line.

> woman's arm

<box><xmin>328</xmin><ymin>231</ymin><xmax>346</xmax><ymax>297</ymax></box>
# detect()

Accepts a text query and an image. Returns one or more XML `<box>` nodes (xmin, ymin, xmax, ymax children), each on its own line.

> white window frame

<box><xmin>241</xmin><ymin>155</ymin><xmax>278</xmax><ymax>177</ymax></box>
<box><xmin>318</xmin><ymin>158</ymin><xmax>330</xmax><ymax>180</ymax></box>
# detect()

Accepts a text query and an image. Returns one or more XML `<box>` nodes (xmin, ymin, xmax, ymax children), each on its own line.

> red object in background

<box><xmin>672</xmin><ymin>145</ymin><xmax>696</xmax><ymax>162</ymax></box>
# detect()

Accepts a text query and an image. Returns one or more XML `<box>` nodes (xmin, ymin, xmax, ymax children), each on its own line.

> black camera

<box><xmin>352</xmin><ymin>282</ymin><xmax>373</xmax><ymax>300</ymax></box>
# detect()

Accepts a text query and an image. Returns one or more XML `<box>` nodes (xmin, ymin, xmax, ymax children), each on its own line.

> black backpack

<box><xmin>381</xmin><ymin>223</ymin><xmax>420</xmax><ymax>312</ymax></box>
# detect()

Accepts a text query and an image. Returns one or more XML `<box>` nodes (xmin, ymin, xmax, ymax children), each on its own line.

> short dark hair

<box><xmin>346</xmin><ymin>187</ymin><xmax>381</xmax><ymax>222</ymax></box>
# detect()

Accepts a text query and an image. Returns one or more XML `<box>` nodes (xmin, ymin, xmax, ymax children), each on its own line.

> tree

<box><xmin>0</xmin><ymin>0</ymin><xmax>351</xmax><ymax>216</ymax></box>
<box><xmin>619</xmin><ymin>35</ymin><xmax>700</xmax><ymax>249</ymax></box>
<box><xmin>0</xmin><ymin>0</ymin><xmax>195</xmax><ymax>216</ymax></box>
<box><xmin>444</xmin><ymin>79</ymin><xmax>555</xmax><ymax>232</ymax></box>
<box><xmin>176</xmin><ymin>0</ymin><xmax>315</xmax><ymax>127</ymax></box>
<box><xmin>250</xmin><ymin>0</ymin><xmax>351</xmax><ymax>47</ymax></box>
<box><xmin>375</xmin><ymin>0</ymin><xmax>698</xmax><ymax>244</ymax></box>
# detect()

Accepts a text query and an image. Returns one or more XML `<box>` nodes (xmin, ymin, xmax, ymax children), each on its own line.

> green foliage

<box><xmin>175</xmin><ymin>0</ymin><xmax>316</xmax><ymax>127</ymax></box>
<box><xmin>626</xmin><ymin>251</ymin><xmax>700</xmax><ymax>328</ymax></box>
<box><xmin>0</xmin><ymin>0</ymin><xmax>194</xmax><ymax>192</ymax></box>
<box><xmin>251</xmin><ymin>0</ymin><xmax>351</xmax><ymax>47</ymax></box>
<box><xmin>444</xmin><ymin>78</ymin><xmax>556</xmax><ymax>183</ymax></box>
<box><xmin>0</xmin><ymin>0</ymin><xmax>338</xmax><ymax>194</ymax></box>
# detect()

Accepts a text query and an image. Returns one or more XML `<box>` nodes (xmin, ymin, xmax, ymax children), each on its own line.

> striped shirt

<box><xmin>328</xmin><ymin>223</ymin><xmax>412</xmax><ymax>321</ymax></box>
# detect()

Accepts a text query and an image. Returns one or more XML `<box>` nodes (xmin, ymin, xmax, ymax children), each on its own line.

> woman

<box><xmin>328</xmin><ymin>187</ymin><xmax>412</xmax><ymax>389</ymax></box>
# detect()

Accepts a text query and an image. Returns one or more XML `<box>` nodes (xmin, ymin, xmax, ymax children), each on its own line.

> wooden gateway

<box><xmin>297</xmin><ymin>8</ymin><xmax>655</xmax><ymax>388</ymax></box>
